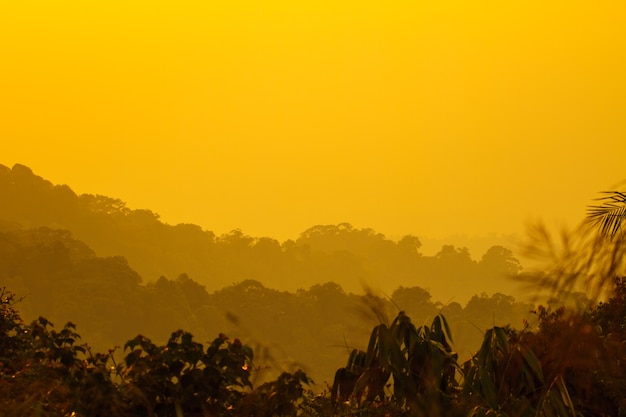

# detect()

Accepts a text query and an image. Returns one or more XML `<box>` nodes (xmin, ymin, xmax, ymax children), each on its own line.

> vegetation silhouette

<box><xmin>587</xmin><ymin>190</ymin><xmax>626</xmax><ymax>240</ymax></box>
<box><xmin>0</xmin><ymin>223</ymin><xmax>536</xmax><ymax>387</ymax></box>
<box><xmin>3</xmin><ymin>164</ymin><xmax>625</xmax><ymax>415</ymax></box>
<box><xmin>0</xmin><ymin>163</ymin><xmax>538</xmax><ymax>384</ymax></box>
<box><xmin>519</xmin><ymin>187</ymin><xmax>626</xmax><ymax>303</ymax></box>
<box><xmin>3</xmin><ymin>281</ymin><xmax>626</xmax><ymax>416</ymax></box>
<box><xmin>0</xmin><ymin>163</ymin><xmax>525</xmax><ymax>303</ymax></box>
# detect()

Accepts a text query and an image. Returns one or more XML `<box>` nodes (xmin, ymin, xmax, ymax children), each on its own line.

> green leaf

<box><xmin>438</xmin><ymin>314</ymin><xmax>455</xmax><ymax>345</ymax></box>
<box><xmin>518</xmin><ymin>344</ymin><xmax>544</xmax><ymax>383</ymax></box>
<box><xmin>365</xmin><ymin>325</ymin><xmax>382</xmax><ymax>367</ymax></box>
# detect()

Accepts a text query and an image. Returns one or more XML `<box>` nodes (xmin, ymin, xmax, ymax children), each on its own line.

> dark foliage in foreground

<box><xmin>0</xmin><ymin>287</ymin><xmax>309</xmax><ymax>417</ymax></box>
<box><xmin>3</xmin><ymin>282</ymin><xmax>626</xmax><ymax>417</ymax></box>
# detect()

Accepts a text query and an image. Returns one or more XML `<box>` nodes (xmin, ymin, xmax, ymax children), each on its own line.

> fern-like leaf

<box><xmin>586</xmin><ymin>191</ymin><xmax>626</xmax><ymax>239</ymax></box>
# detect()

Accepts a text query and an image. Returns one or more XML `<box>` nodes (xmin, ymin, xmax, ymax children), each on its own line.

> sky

<box><xmin>1</xmin><ymin>1</ymin><xmax>625</xmax><ymax>247</ymax></box>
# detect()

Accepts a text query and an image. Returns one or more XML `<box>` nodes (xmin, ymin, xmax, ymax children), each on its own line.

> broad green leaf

<box><xmin>519</xmin><ymin>344</ymin><xmax>544</xmax><ymax>383</ymax></box>
<box><xmin>365</xmin><ymin>325</ymin><xmax>382</xmax><ymax>367</ymax></box>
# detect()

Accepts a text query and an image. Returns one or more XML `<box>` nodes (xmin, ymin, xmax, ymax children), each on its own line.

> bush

<box><xmin>0</xmin><ymin>287</ymin><xmax>311</xmax><ymax>417</ymax></box>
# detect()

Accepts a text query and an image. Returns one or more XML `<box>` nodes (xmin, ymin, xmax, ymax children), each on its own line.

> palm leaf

<box><xmin>586</xmin><ymin>191</ymin><xmax>626</xmax><ymax>239</ymax></box>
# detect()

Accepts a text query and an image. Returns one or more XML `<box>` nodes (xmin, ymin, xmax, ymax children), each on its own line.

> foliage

<box><xmin>0</xmin><ymin>287</ymin><xmax>310</xmax><ymax>417</ymax></box>
<box><xmin>122</xmin><ymin>331</ymin><xmax>253</xmax><ymax>417</ymax></box>
<box><xmin>520</xmin><ymin>189</ymin><xmax>626</xmax><ymax>303</ymax></box>
<box><xmin>0</xmin><ymin>163</ymin><xmax>536</xmax><ymax>385</ymax></box>
<box><xmin>5</xmin><ymin>281</ymin><xmax>626</xmax><ymax>417</ymax></box>
<box><xmin>587</xmin><ymin>190</ymin><xmax>626</xmax><ymax>240</ymax></box>
<box><xmin>585</xmin><ymin>277</ymin><xmax>626</xmax><ymax>414</ymax></box>
<box><xmin>6</xmin><ymin>166</ymin><xmax>626</xmax><ymax>416</ymax></box>
<box><xmin>0</xmin><ymin>287</ymin><xmax>124</xmax><ymax>416</ymax></box>
<box><xmin>0</xmin><ymin>223</ymin><xmax>534</xmax><ymax>388</ymax></box>
<box><xmin>239</xmin><ymin>370</ymin><xmax>310</xmax><ymax>417</ymax></box>
<box><xmin>462</xmin><ymin>322</ymin><xmax>576</xmax><ymax>417</ymax></box>
<box><xmin>330</xmin><ymin>303</ymin><xmax>626</xmax><ymax>417</ymax></box>
<box><xmin>331</xmin><ymin>312</ymin><xmax>461</xmax><ymax>416</ymax></box>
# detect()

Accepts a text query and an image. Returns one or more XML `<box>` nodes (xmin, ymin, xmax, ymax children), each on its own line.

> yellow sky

<box><xmin>1</xmin><ymin>1</ymin><xmax>625</xmax><ymax>243</ymax></box>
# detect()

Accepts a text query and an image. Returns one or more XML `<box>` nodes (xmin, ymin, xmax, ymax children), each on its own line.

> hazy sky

<box><xmin>2</xmin><ymin>1</ymin><xmax>625</xmax><ymax>243</ymax></box>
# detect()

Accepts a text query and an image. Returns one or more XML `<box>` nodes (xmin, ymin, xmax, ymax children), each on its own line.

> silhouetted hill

<box><xmin>0</xmin><ymin>163</ymin><xmax>525</xmax><ymax>303</ymax></box>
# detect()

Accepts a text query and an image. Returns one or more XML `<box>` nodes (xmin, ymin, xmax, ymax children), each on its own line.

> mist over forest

<box><xmin>0</xmin><ymin>163</ymin><xmax>534</xmax><ymax>380</ymax></box>
<box><xmin>3</xmin><ymin>0</ymin><xmax>625</xmax><ymax>413</ymax></box>
<box><xmin>2</xmin><ymin>162</ymin><xmax>626</xmax><ymax>417</ymax></box>
<box><xmin>0</xmin><ymin>163</ymin><xmax>526</xmax><ymax>301</ymax></box>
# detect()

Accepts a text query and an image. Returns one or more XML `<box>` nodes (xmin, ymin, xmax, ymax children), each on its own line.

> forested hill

<box><xmin>0</xmin><ymin>163</ymin><xmax>524</xmax><ymax>302</ymax></box>
<box><xmin>0</xmin><ymin>225</ymin><xmax>534</xmax><ymax>385</ymax></box>
<box><xmin>0</xmin><ymin>163</ymin><xmax>540</xmax><ymax>384</ymax></box>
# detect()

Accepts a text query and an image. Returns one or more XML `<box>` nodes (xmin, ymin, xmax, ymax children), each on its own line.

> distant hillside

<box><xmin>0</xmin><ymin>226</ymin><xmax>535</xmax><ymax>385</ymax></box>
<box><xmin>0</xmin><ymin>163</ymin><xmax>525</xmax><ymax>303</ymax></box>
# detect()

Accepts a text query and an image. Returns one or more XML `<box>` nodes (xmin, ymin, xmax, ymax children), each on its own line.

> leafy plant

<box><xmin>462</xmin><ymin>322</ymin><xmax>576</xmax><ymax>417</ymax></box>
<box><xmin>238</xmin><ymin>370</ymin><xmax>310</xmax><ymax>417</ymax></box>
<box><xmin>332</xmin><ymin>312</ymin><xmax>461</xmax><ymax>416</ymax></box>
<box><xmin>1</xmin><ymin>287</ymin><xmax>313</xmax><ymax>417</ymax></box>
<box><xmin>123</xmin><ymin>331</ymin><xmax>253</xmax><ymax>417</ymax></box>
<box><xmin>0</xmin><ymin>287</ymin><xmax>122</xmax><ymax>416</ymax></box>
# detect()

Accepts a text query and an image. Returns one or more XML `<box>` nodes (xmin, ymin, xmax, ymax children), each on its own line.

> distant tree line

<box><xmin>0</xmin><ymin>163</ymin><xmax>523</xmax><ymax>303</ymax></box>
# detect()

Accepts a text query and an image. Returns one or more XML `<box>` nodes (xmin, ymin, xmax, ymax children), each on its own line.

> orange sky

<box><xmin>1</xmin><ymin>1</ymin><xmax>625</xmax><ymax>244</ymax></box>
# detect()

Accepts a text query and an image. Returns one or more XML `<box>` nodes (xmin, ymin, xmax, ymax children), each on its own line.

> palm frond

<box><xmin>518</xmin><ymin>218</ymin><xmax>626</xmax><ymax>303</ymax></box>
<box><xmin>586</xmin><ymin>191</ymin><xmax>626</xmax><ymax>239</ymax></box>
